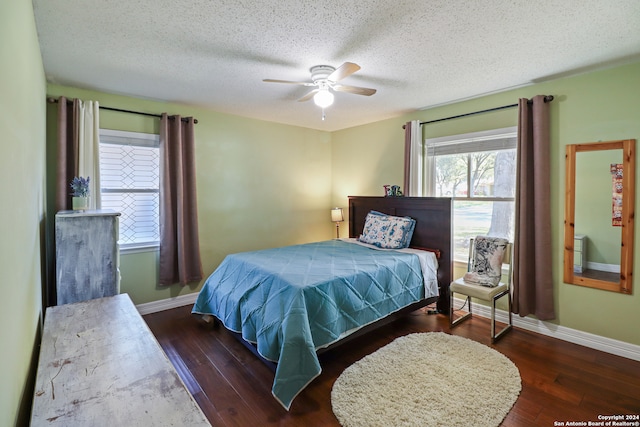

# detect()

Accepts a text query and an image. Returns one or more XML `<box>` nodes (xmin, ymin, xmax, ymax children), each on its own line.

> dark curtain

<box><xmin>159</xmin><ymin>114</ymin><xmax>203</xmax><ymax>285</ymax></box>
<box><xmin>512</xmin><ymin>95</ymin><xmax>555</xmax><ymax>320</ymax></box>
<box><xmin>55</xmin><ymin>96</ymin><xmax>80</xmax><ymax>212</ymax></box>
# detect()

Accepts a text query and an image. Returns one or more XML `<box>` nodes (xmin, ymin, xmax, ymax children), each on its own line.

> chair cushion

<box><xmin>463</xmin><ymin>236</ymin><xmax>509</xmax><ymax>287</ymax></box>
<box><xmin>450</xmin><ymin>277</ymin><xmax>508</xmax><ymax>300</ymax></box>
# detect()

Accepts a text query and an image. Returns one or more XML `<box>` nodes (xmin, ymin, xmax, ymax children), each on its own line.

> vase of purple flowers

<box><xmin>70</xmin><ymin>176</ymin><xmax>90</xmax><ymax>210</ymax></box>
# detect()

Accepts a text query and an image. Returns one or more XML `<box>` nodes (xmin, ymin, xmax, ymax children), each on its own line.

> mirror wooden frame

<box><xmin>564</xmin><ymin>139</ymin><xmax>635</xmax><ymax>294</ymax></box>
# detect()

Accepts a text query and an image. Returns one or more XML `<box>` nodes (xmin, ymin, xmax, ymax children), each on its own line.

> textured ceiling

<box><xmin>33</xmin><ymin>0</ymin><xmax>640</xmax><ymax>131</ymax></box>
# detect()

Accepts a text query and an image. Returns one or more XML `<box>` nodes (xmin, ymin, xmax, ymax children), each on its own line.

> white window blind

<box><xmin>426</xmin><ymin>127</ymin><xmax>517</xmax><ymax>156</ymax></box>
<box><xmin>99</xmin><ymin>129</ymin><xmax>160</xmax><ymax>250</ymax></box>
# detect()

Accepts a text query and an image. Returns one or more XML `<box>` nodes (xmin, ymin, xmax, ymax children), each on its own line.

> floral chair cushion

<box><xmin>463</xmin><ymin>236</ymin><xmax>509</xmax><ymax>287</ymax></box>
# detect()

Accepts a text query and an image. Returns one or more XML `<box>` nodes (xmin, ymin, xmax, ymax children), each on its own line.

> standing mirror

<box><xmin>564</xmin><ymin>139</ymin><xmax>635</xmax><ymax>294</ymax></box>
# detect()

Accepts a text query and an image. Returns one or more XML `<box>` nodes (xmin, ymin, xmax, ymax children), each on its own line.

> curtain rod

<box><xmin>46</xmin><ymin>97</ymin><xmax>198</xmax><ymax>124</ymax></box>
<box><xmin>402</xmin><ymin>95</ymin><xmax>554</xmax><ymax>129</ymax></box>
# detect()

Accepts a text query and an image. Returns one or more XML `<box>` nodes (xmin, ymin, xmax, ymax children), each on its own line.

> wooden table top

<box><xmin>31</xmin><ymin>294</ymin><xmax>211</xmax><ymax>426</ymax></box>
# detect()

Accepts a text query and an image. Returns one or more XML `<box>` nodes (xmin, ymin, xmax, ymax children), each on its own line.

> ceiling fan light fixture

<box><xmin>263</xmin><ymin>62</ymin><xmax>375</xmax><ymax>117</ymax></box>
<box><xmin>313</xmin><ymin>89</ymin><xmax>334</xmax><ymax>108</ymax></box>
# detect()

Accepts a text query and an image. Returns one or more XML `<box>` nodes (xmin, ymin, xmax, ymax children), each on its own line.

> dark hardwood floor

<box><xmin>143</xmin><ymin>305</ymin><xmax>640</xmax><ymax>426</ymax></box>
<box><xmin>575</xmin><ymin>269</ymin><xmax>620</xmax><ymax>283</ymax></box>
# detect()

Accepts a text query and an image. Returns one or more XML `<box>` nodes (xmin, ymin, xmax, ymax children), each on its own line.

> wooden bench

<box><xmin>31</xmin><ymin>294</ymin><xmax>211</xmax><ymax>426</ymax></box>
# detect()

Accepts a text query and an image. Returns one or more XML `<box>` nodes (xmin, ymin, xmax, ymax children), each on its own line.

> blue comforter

<box><xmin>192</xmin><ymin>239</ymin><xmax>438</xmax><ymax>409</ymax></box>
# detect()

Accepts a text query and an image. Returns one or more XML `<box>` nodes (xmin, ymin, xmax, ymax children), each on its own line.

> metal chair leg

<box><xmin>491</xmin><ymin>291</ymin><xmax>513</xmax><ymax>343</ymax></box>
<box><xmin>450</xmin><ymin>291</ymin><xmax>472</xmax><ymax>328</ymax></box>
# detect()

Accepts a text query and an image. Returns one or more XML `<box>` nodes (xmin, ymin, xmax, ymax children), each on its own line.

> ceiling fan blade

<box><xmin>327</xmin><ymin>62</ymin><xmax>360</xmax><ymax>82</ymax></box>
<box><xmin>263</xmin><ymin>79</ymin><xmax>315</xmax><ymax>86</ymax></box>
<box><xmin>333</xmin><ymin>84</ymin><xmax>377</xmax><ymax>96</ymax></box>
<box><xmin>297</xmin><ymin>89</ymin><xmax>319</xmax><ymax>102</ymax></box>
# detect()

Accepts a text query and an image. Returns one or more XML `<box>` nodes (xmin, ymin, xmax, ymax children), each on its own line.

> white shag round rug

<box><xmin>331</xmin><ymin>332</ymin><xmax>521</xmax><ymax>427</ymax></box>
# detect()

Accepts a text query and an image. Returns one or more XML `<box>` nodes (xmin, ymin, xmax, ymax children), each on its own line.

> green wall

<box><xmin>5</xmin><ymin>0</ymin><xmax>640</xmax><ymax>421</ymax></box>
<box><xmin>0</xmin><ymin>1</ymin><xmax>47</xmax><ymax>425</ymax></box>
<box><xmin>333</xmin><ymin>61</ymin><xmax>640</xmax><ymax>346</ymax></box>
<box><xmin>45</xmin><ymin>85</ymin><xmax>334</xmax><ymax>305</ymax></box>
<box><xmin>48</xmin><ymin>63</ymin><xmax>640</xmax><ymax>346</ymax></box>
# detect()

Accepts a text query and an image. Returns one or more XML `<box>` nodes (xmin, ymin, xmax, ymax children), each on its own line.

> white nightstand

<box><xmin>574</xmin><ymin>234</ymin><xmax>587</xmax><ymax>273</ymax></box>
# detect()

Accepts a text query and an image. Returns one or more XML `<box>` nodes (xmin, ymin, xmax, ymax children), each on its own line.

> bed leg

<box><xmin>199</xmin><ymin>314</ymin><xmax>219</xmax><ymax>329</ymax></box>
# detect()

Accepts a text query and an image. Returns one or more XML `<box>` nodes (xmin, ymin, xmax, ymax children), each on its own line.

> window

<box><xmin>99</xmin><ymin>129</ymin><xmax>160</xmax><ymax>251</ymax></box>
<box><xmin>425</xmin><ymin>127</ymin><xmax>517</xmax><ymax>261</ymax></box>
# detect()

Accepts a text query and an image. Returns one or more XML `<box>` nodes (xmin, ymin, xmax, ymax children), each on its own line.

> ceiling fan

<box><xmin>263</xmin><ymin>62</ymin><xmax>376</xmax><ymax>111</ymax></box>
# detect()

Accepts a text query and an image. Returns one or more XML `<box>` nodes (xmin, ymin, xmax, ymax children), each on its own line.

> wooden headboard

<box><xmin>348</xmin><ymin>196</ymin><xmax>453</xmax><ymax>313</ymax></box>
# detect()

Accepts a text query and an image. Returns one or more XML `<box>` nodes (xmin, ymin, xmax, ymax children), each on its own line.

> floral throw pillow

<box><xmin>463</xmin><ymin>236</ymin><xmax>509</xmax><ymax>287</ymax></box>
<box><xmin>358</xmin><ymin>211</ymin><xmax>416</xmax><ymax>249</ymax></box>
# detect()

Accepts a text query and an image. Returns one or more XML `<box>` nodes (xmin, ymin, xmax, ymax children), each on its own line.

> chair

<box><xmin>449</xmin><ymin>237</ymin><xmax>513</xmax><ymax>342</ymax></box>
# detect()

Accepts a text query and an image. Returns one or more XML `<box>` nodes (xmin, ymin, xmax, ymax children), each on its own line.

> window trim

<box><xmin>120</xmin><ymin>243</ymin><xmax>159</xmax><ymax>255</ymax></box>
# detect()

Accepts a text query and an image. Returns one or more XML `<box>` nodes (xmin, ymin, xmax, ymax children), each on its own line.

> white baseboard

<box><xmin>453</xmin><ymin>297</ymin><xmax>640</xmax><ymax>362</ymax></box>
<box><xmin>135</xmin><ymin>292</ymin><xmax>199</xmax><ymax>316</ymax></box>
<box><xmin>586</xmin><ymin>261</ymin><xmax>619</xmax><ymax>273</ymax></box>
<box><xmin>135</xmin><ymin>292</ymin><xmax>640</xmax><ymax>362</ymax></box>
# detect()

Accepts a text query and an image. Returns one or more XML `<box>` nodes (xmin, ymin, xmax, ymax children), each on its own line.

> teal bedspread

<box><xmin>192</xmin><ymin>239</ymin><xmax>438</xmax><ymax>410</ymax></box>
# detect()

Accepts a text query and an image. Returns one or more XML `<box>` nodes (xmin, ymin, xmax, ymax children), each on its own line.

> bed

<box><xmin>192</xmin><ymin>196</ymin><xmax>452</xmax><ymax>410</ymax></box>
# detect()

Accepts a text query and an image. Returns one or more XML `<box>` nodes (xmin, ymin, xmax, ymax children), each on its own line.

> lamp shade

<box><xmin>314</xmin><ymin>89</ymin><xmax>334</xmax><ymax>108</ymax></box>
<box><xmin>331</xmin><ymin>207</ymin><xmax>344</xmax><ymax>222</ymax></box>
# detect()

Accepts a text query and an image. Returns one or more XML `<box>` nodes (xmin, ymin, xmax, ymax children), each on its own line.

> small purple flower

<box><xmin>70</xmin><ymin>176</ymin><xmax>90</xmax><ymax>197</ymax></box>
